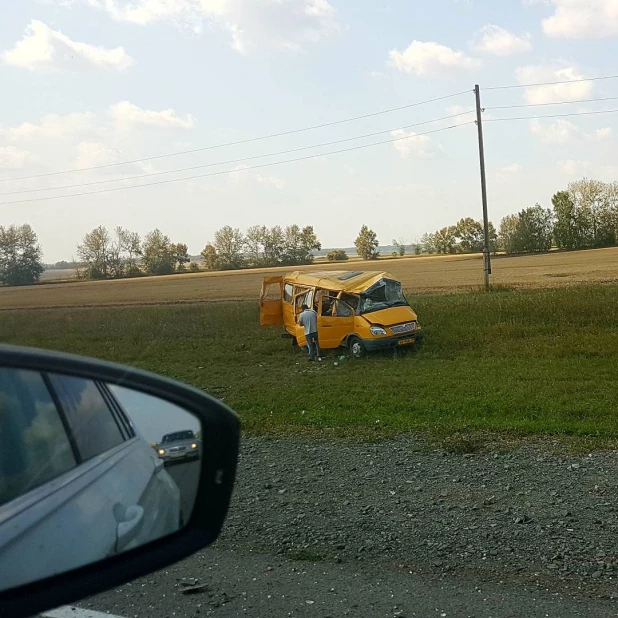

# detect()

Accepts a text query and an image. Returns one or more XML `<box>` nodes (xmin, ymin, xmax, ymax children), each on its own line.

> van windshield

<box><xmin>359</xmin><ymin>279</ymin><xmax>408</xmax><ymax>314</ymax></box>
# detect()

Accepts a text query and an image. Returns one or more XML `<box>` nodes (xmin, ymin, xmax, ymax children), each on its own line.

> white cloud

<box><xmin>473</xmin><ymin>25</ymin><xmax>532</xmax><ymax>55</ymax></box>
<box><xmin>109</xmin><ymin>101</ymin><xmax>195</xmax><ymax>130</ymax></box>
<box><xmin>73</xmin><ymin>141</ymin><xmax>124</xmax><ymax>168</ymax></box>
<box><xmin>0</xmin><ymin>146</ymin><xmax>34</xmax><ymax>169</ymax></box>
<box><xmin>255</xmin><ymin>174</ymin><xmax>285</xmax><ymax>189</ymax></box>
<box><xmin>391</xmin><ymin>129</ymin><xmax>441</xmax><ymax>159</ymax></box>
<box><xmin>58</xmin><ymin>0</ymin><xmax>339</xmax><ymax>55</ymax></box>
<box><xmin>542</xmin><ymin>0</ymin><xmax>618</xmax><ymax>38</ymax></box>
<box><xmin>494</xmin><ymin>163</ymin><xmax>523</xmax><ymax>181</ymax></box>
<box><xmin>594</xmin><ymin>127</ymin><xmax>614</xmax><ymax>140</ymax></box>
<box><xmin>530</xmin><ymin>118</ymin><xmax>614</xmax><ymax>143</ymax></box>
<box><xmin>2</xmin><ymin>20</ymin><xmax>133</xmax><ymax>71</ymax></box>
<box><xmin>556</xmin><ymin>159</ymin><xmax>618</xmax><ymax>180</ymax></box>
<box><xmin>388</xmin><ymin>40</ymin><xmax>481</xmax><ymax>76</ymax></box>
<box><xmin>515</xmin><ymin>65</ymin><xmax>593</xmax><ymax>104</ymax></box>
<box><xmin>0</xmin><ymin>112</ymin><xmax>98</xmax><ymax>141</ymax></box>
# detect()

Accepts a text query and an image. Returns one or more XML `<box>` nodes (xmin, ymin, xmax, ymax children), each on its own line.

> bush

<box><xmin>189</xmin><ymin>262</ymin><xmax>200</xmax><ymax>272</ymax></box>
<box><xmin>326</xmin><ymin>249</ymin><xmax>349</xmax><ymax>262</ymax></box>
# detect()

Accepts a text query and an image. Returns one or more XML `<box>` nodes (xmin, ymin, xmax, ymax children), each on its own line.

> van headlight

<box><xmin>158</xmin><ymin>448</ymin><xmax>165</xmax><ymax>456</ymax></box>
<box><xmin>370</xmin><ymin>326</ymin><xmax>387</xmax><ymax>336</ymax></box>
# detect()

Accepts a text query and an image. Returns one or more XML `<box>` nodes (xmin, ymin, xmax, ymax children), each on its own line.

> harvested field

<box><xmin>1</xmin><ymin>247</ymin><xmax>618</xmax><ymax>310</ymax></box>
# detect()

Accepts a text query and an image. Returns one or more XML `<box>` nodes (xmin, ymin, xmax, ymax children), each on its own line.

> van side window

<box><xmin>283</xmin><ymin>283</ymin><xmax>293</xmax><ymax>303</ymax></box>
<box><xmin>334</xmin><ymin>300</ymin><xmax>353</xmax><ymax>317</ymax></box>
<box><xmin>340</xmin><ymin>293</ymin><xmax>359</xmax><ymax>311</ymax></box>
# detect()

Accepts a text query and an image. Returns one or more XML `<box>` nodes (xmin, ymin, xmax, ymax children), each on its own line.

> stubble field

<box><xmin>2</xmin><ymin>246</ymin><xmax>618</xmax><ymax>310</ymax></box>
<box><xmin>1</xmin><ymin>247</ymin><xmax>618</xmax><ymax>446</ymax></box>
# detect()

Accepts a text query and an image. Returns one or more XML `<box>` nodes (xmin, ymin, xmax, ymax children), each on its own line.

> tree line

<box><xmin>3</xmin><ymin>177</ymin><xmax>618</xmax><ymax>287</ymax></box>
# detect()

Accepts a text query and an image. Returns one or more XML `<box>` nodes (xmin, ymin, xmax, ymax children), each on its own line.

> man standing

<box><xmin>298</xmin><ymin>304</ymin><xmax>321</xmax><ymax>361</ymax></box>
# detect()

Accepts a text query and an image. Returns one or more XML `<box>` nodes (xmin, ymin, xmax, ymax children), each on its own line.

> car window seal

<box><xmin>41</xmin><ymin>372</ymin><xmax>82</xmax><ymax>465</ymax></box>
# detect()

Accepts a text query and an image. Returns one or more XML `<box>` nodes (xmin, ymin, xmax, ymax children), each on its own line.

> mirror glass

<box><xmin>0</xmin><ymin>368</ymin><xmax>201</xmax><ymax>592</ymax></box>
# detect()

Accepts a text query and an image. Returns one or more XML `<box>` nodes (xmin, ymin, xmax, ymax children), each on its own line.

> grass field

<box><xmin>2</xmin><ymin>246</ymin><xmax>618</xmax><ymax>310</ymax></box>
<box><xmin>2</xmin><ymin>283</ymin><xmax>617</xmax><ymax>446</ymax></box>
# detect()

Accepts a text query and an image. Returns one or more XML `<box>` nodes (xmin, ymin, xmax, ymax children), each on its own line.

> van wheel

<box><xmin>348</xmin><ymin>336</ymin><xmax>365</xmax><ymax>359</ymax></box>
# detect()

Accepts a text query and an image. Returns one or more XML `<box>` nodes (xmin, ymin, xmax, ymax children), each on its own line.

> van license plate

<box><xmin>398</xmin><ymin>338</ymin><xmax>415</xmax><ymax>346</ymax></box>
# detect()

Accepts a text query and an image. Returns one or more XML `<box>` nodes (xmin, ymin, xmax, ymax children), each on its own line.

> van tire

<box><xmin>348</xmin><ymin>336</ymin><xmax>365</xmax><ymax>359</ymax></box>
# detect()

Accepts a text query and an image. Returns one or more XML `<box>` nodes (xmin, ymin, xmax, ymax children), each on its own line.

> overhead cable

<box><xmin>0</xmin><ymin>110</ymin><xmax>476</xmax><ymax>196</ymax></box>
<box><xmin>0</xmin><ymin>122</ymin><xmax>475</xmax><ymax>205</ymax></box>
<box><xmin>0</xmin><ymin>90</ymin><xmax>472</xmax><ymax>183</ymax></box>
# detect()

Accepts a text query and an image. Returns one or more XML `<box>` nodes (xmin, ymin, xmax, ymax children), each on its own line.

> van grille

<box><xmin>390</xmin><ymin>322</ymin><xmax>417</xmax><ymax>335</ymax></box>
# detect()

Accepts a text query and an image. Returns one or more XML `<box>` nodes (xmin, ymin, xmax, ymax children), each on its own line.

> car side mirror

<box><xmin>0</xmin><ymin>345</ymin><xmax>240</xmax><ymax>618</ymax></box>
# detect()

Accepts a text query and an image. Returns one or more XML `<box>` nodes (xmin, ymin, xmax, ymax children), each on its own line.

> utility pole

<box><xmin>474</xmin><ymin>84</ymin><xmax>491</xmax><ymax>289</ymax></box>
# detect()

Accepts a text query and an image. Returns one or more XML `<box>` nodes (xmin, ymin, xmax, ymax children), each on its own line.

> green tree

<box><xmin>200</xmin><ymin>243</ymin><xmax>219</xmax><ymax>270</ymax></box>
<box><xmin>116</xmin><ymin>227</ymin><xmax>142</xmax><ymax>276</ymax></box>
<box><xmin>499</xmin><ymin>215</ymin><xmax>520</xmax><ymax>254</ymax></box>
<box><xmin>454</xmin><ymin>218</ymin><xmax>484</xmax><ymax>253</ymax></box>
<box><xmin>0</xmin><ymin>224</ymin><xmax>45</xmax><ymax>286</ymax></box>
<box><xmin>552</xmin><ymin>191</ymin><xmax>579</xmax><ymax>250</ymax></box>
<box><xmin>432</xmin><ymin>226</ymin><xmax>457</xmax><ymax>254</ymax></box>
<box><xmin>392</xmin><ymin>237</ymin><xmax>406</xmax><ymax>257</ymax></box>
<box><xmin>327</xmin><ymin>249</ymin><xmax>349</xmax><ymax>261</ymax></box>
<box><xmin>245</xmin><ymin>225</ymin><xmax>265</xmax><ymax>267</ymax></box>
<box><xmin>262</xmin><ymin>226</ymin><xmax>285</xmax><ymax>267</ymax></box>
<box><xmin>281</xmin><ymin>225</ymin><xmax>321</xmax><ymax>265</ymax></box>
<box><xmin>170</xmin><ymin>243</ymin><xmax>190</xmax><ymax>271</ymax></box>
<box><xmin>77</xmin><ymin>225</ymin><xmax>112</xmax><ymax>279</ymax></box>
<box><xmin>213</xmin><ymin>226</ymin><xmax>245</xmax><ymax>270</ymax></box>
<box><xmin>420</xmin><ymin>232</ymin><xmax>436</xmax><ymax>254</ymax></box>
<box><xmin>567</xmin><ymin>178</ymin><xmax>617</xmax><ymax>248</ymax></box>
<box><xmin>354</xmin><ymin>225</ymin><xmax>380</xmax><ymax>260</ymax></box>
<box><xmin>500</xmin><ymin>206</ymin><xmax>553</xmax><ymax>254</ymax></box>
<box><xmin>141</xmin><ymin>229</ymin><xmax>175</xmax><ymax>275</ymax></box>
<box><xmin>517</xmin><ymin>205</ymin><xmax>554</xmax><ymax>253</ymax></box>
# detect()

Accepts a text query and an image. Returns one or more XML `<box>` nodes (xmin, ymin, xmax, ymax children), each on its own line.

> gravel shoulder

<box><xmin>81</xmin><ymin>436</ymin><xmax>618</xmax><ymax>617</ymax></box>
<box><xmin>221</xmin><ymin>436</ymin><xmax>618</xmax><ymax>600</ymax></box>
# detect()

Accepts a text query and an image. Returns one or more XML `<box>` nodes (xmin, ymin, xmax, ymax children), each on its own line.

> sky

<box><xmin>109</xmin><ymin>384</ymin><xmax>200</xmax><ymax>444</ymax></box>
<box><xmin>1</xmin><ymin>0</ymin><xmax>618</xmax><ymax>262</ymax></box>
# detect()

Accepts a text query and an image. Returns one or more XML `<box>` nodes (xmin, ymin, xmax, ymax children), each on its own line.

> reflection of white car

<box><xmin>157</xmin><ymin>430</ymin><xmax>201</xmax><ymax>464</ymax></box>
<box><xmin>0</xmin><ymin>369</ymin><xmax>182</xmax><ymax>591</ymax></box>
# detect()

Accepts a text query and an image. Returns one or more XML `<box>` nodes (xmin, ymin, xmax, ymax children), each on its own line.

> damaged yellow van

<box><xmin>259</xmin><ymin>270</ymin><xmax>423</xmax><ymax>358</ymax></box>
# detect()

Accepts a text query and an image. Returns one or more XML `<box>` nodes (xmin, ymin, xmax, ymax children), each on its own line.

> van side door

<box><xmin>318</xmin><ymin>297</ymin><xmax>355</xmax><ymax>349</ymax></box>
<box><xmin>259</xmin><ymin>276</ymin><xmax>283</xmax><ymax>326</ymax></box>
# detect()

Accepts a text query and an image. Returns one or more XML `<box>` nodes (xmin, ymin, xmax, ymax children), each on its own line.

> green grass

<box><xmin>2</xmin><ymin>284</ymin><xmax>618</xmax><ymax>443</ymax></box>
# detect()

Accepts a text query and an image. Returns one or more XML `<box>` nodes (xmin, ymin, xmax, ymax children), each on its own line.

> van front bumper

<box><xmin>362</xmin><ymin>330</ymin><xmax>424</xmax><ymax>352</ymax></box>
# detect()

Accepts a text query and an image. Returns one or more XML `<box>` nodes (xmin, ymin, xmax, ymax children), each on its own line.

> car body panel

<box><xmin>0</xmin><ymin>437</ymin><xmax>180</xmax><ymax>590</ymax></box>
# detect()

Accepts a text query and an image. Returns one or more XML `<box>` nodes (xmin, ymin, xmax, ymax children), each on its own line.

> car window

<box><xmin>0</xmin><ymin>368</ymin><xmax>76</xmax><ymax>507</ymax></box>
<box><xmin>283</xmin><ymin>283</ymin><xmax>293</xmax><ymax>303</ymax></box>
<box><xmin>49</xmin><ymin>375</ymin><xmax>125</xmax><ymax>462</ymax></box>
<box><xmin>334</xmin><ymin>300</ymin><xmax>353</xmax><ymax>317</ymax></box>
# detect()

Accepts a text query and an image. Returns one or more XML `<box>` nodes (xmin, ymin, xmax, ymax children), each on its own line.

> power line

<box><xmin>485</xmin><ymin>95</ymin><xmax>618</xmax><ymax>110</ymax></box>
<box><xmin>484</xmin><ymin>74</ymin><xmax>618</xmax><ymax>91</ymax></box>
<box><xmin>484</xmin><ymin>108</ymin><xmax>618</xmax><ymax>122</ymax></box>
<box><xmin>0</xmin><ymin>122</ymin><xmax>474</xmax><ymax>206</ymax></box>
<box><xmin>0</xmin><ymin>90</ymin><xmax>472</xmax><ymax>183</ymax></box>
<box><xmin>1</xmin><ymin>110</ymin><xmax>476</xmax><ymax>196</ymax></box>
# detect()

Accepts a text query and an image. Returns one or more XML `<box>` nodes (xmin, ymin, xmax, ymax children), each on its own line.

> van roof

<box><xmin>284</xmin><ymin>270</ymin><xmax>395</xmax><ymax>293</ymax></box>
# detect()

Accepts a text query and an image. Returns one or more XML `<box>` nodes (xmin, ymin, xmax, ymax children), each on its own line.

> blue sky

<box><xmin>2</xmin><ymin>0</ymin><xmax>618</xmax><ymax>262</ymax></box>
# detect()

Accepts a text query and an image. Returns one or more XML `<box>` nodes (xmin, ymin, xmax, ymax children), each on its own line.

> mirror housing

<box><xmin>0</xmin><ymin>344</ymin><xmax>240</xmax><ymax>618</ymax></box>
